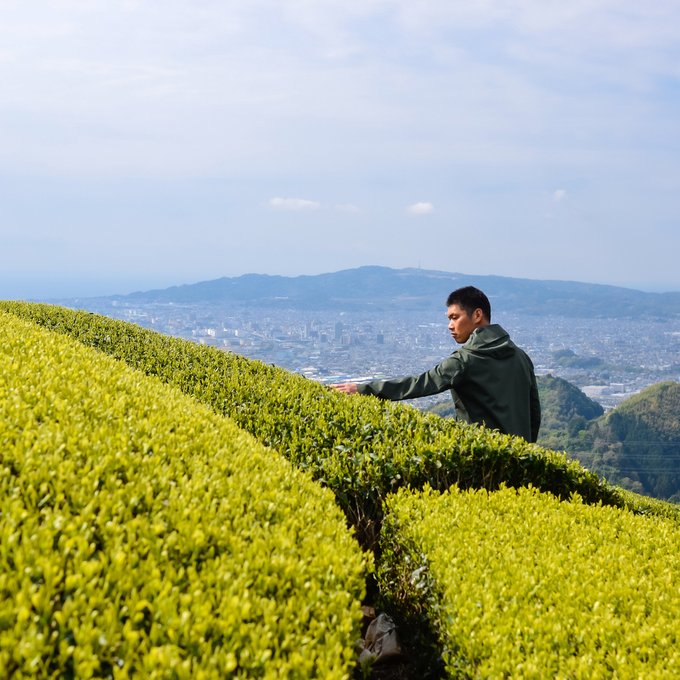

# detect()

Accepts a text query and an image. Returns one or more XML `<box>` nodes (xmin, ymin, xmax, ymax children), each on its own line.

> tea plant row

<box><xmin>2</xmin><ymin>302</ymin><xmax>676</xmax><ymax>550</ymax></box>
<box><xmin>0</xmin><ymin>312</ymin><xmax>367</xmax><ymax>678</ymax></box>
<box><xmin>380</xmin><ymin>485</ymin><xmax>680</xmax><ymax>678</ymax></box>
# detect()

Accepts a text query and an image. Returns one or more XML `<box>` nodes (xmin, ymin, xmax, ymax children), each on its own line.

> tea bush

<box><xmin>379</xmin><ymin>485</ymin><xmax>680</xmax><ymax>678</ymax></box>
<box><xmin>0</xmin><ymin>312</ymin><xmax>367</xmax><ymax>678</ymax></box>
<box><xmin>2</xmin><ymin>302</ymin><xmax>676</xmax><ymax>551</ymax></box>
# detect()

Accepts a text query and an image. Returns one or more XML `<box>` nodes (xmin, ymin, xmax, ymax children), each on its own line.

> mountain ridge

<box><xmin>92</xmin><ymin>266</ymin><xmax>680</xmax><ymax>318</ymax></box>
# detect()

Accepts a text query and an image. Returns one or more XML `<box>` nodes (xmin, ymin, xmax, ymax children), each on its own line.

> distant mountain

<box><xmin>106</xmin><ymin>266</ymin><xmax>680</xmax><ymax>319</ymax></box>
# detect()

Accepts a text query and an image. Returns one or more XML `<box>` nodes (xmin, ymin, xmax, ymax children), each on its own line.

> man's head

<box><xmin>446</xmin><ymin>286</ymin><xmax>491</xmax><ymax>344</ymax></box>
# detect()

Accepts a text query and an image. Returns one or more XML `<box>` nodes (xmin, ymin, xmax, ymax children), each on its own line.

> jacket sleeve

<box><xmin>529</xmin><ymin>367</ymin><xmax>542</xmax><ymax>443</ymax></box>
<box><xmin>357</xmin><ymin>354</ymin><xmax>464</xmax><ymax>401</ymax></box>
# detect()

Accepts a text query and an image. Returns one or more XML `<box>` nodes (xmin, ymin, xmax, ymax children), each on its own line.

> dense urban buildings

<box><xmin>79</xmin><ymin>300</ymin><xmax>680</xmax><ymax>411</ymax></box>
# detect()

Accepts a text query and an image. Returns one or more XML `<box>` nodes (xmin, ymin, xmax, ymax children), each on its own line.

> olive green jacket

<box><xmin>357</xmin><ymin>324</ymin><xmax>541</xmax><ymax>442</ymax></box>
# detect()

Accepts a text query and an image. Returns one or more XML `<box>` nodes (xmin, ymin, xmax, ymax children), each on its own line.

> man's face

<box><xmin>447</xmin><ymin>304</ymin><xmax>479</xmax><ymax>344</ymax></box>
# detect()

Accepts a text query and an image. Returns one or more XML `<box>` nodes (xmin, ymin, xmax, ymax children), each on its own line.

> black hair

<box><xmin>446</xmin><ymin>286</ymin><xmax>491</xmax><ymax>321</ymax></box>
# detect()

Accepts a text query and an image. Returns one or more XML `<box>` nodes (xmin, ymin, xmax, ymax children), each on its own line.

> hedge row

<box><xmin>379</xmin><ymin>485</ymin><xmax>680</xmax><ymax>678</ymax></box>
<box><xmin>0</xmin><ymin>312</ymin><xmax>367</xmax><ymax>678</ymax></box>
<box><xmin>2</xmin><ymin>302</ymin><xmax>677</xmax><ymax>550</ymax></box>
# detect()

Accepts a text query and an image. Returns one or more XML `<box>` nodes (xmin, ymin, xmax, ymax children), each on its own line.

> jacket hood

<box><xmin>462</xmin><ymin>324</ymin><xmax>516</xmax><ymax>359</ymax></box>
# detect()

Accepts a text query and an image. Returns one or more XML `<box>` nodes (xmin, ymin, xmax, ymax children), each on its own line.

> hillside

<box><xmin>531</xmin><ymin>379</ymin><xmax>680</xmax><ymax>503</ymax></box>
<box><xmin>427</xmin><ymin>375</ymin><xmax>680</xmax><ymax>503</ymax></box>
<box><xmin>536</xmin><ymin>374</ymin><xmax>604</xmax><ymax>449</ymax></box>
<box><xmin>74</xmin><ymin>266</ymin><xmax>680</xmax><ymax>318</ymax></box>
<box><xmin>583</xmin><ymin>382</ymin><xmax>680</xmax><ymax>501</ymax></box>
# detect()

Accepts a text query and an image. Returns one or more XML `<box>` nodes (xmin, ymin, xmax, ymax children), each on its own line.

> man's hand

<box><xmin>330</xmin><ymin>382</ymin><xmax>359</xmax><ymax>394</ymax></box>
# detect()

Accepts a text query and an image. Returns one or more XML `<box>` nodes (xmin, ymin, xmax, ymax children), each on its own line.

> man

<box><xmin>331</xmin><ymin>286</ymin><xmax>541</xmax><ymax>442</ymax></box>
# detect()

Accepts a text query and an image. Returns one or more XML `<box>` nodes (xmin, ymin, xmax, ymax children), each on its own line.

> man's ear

<box><xmin>472</xmin><ymin>307</ymin><xmax>485</xmax><ymax>324</ymax></box>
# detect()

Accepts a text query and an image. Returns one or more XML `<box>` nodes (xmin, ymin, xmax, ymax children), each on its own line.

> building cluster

<box><xmin>84</xmin><ymin>300</ymin><xmax>680</xmax><ymax>411</ymax></box>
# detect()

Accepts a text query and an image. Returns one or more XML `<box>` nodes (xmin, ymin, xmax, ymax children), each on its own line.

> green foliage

<box><xmin>514</xmin><ymin>375</ymin><xmax>680</xmax><ymax>503</ymax></box>
<box><xmin>576</xmin><ymin>382</ymin><xmax>680</xmax><ymax>501</ymax></box>
<box><xmin>609</xmin><ymin>381</ymin><xmax>680</xmax><ymax>435</ymax></box>
<box><xmin>535</xmin><ymin>374</ymin><xmax>603</xmax><ymax>450</ymax></box>
<box><xmin>423</xmin><ymin>401</ymin><xmax>456</xmax><ymax>420</ymax></box>
<box><xmin>0</xmin><ymin>312</ymin><xmax>367</xmax><ymax>678</ymax></box>
<box><xmin>1</xmin><ymin>301</ymin><xmax>678</xmax><ymax>552</ymax></box>
<box><xmin>379</xmin><ymin>485</ymin><xmax>680</xmax><ymax>678</ymax></box>
<box><xmin>537</xmin><ymin>374</ymin><xmax>604</xmax><ymax>424</ymax></box>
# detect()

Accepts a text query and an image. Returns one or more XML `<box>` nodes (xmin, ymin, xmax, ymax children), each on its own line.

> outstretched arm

<box><xmin>356</xmin><ymin>356</ymin><xmax>462</xmax><ymax>401</ymax></box>
<box><xmin>330</xmin><ymin>356</ymin><xmax>461</xmax><ymax>400</ymax></box>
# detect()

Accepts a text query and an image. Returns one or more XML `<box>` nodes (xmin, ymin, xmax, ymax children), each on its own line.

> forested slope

<box><xmin>584</xmin><ymin>382</ymin><xmax>680</xmax><ymax>501</ymax></box>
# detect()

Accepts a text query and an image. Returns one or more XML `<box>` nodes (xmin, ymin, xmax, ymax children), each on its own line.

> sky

<box><xmin>2</xmin><ymin>1</ymin><xmax>680</xmax><ymax>298</ymax></box>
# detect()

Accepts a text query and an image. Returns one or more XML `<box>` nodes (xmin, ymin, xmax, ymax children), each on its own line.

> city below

<box><xmin>76</xmin><ymin>299</ymin><xmax>680</xmax><ymax>412</ymax></box>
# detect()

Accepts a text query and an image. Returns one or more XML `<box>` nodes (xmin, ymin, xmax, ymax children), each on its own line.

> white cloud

<box><xmin>270</xmin><ymin>197</ymin><xmax>321</xmax><ymax>211</ymax></box>
<box><xmin>407</xmin><ymin>201</ymin><xmax>434</xmax><ymax>215</ymax></box>
<box><xmin>553</xmin><ymin>189</ymin><xmax>567</xmax><ymax>202</ymax></box>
